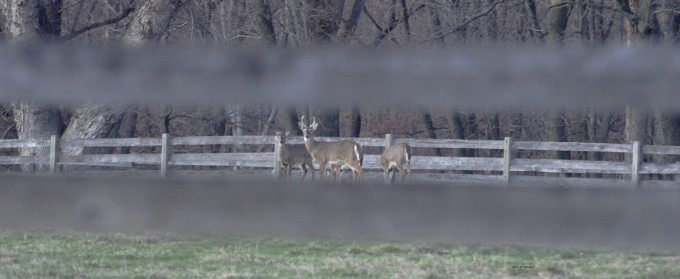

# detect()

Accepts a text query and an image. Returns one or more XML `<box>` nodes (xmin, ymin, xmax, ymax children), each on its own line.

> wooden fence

<box><xmin>1</xmin><ymin>134</ymin><xmax>679</xmax><ymax>188</ymax></box>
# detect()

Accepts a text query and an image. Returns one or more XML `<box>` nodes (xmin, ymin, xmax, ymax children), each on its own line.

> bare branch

<box><xmin>543</xmin><ymin>1</ymin><xmax>639</xmax><ymax>22</ymax></box>
<box><xmin>60</xmin><ymin>7</ymin><xmax>135</xmax><ymax>42</ymax></box>
<box><xmin>434</xmin><ymin>0</ymin><xmax>509</xmax><ymax>40</ymax></box>
<box><xmin>362</xmin><ymin>5</ymin><xmax>383</xmax><ymax>32</ymax></box>
<box><xmin>365</xmin><ymin>3</ymin><xmax>426</xmax><ymax>47</ymax></box>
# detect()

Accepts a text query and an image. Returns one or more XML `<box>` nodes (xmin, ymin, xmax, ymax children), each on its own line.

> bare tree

<box><xmin>122</xmin><ymin>0</ymin><xmax>182</xmax><ymax>44</ymax></box>
<box><xmin>305</xmin><ymin>0</ymin><xmax>345</xmax><ymax>42</ymax></box>
<box><xmin>447</xmin><ymin>109</ymin><xmax>466</xmax><ymax>158</ymax></box>
<box><xmin>62</xmin><ymin>0</ymin><xmax>183</xmax><ymax>157</ymax></box>
<box><xmin>545</xmin><ymin>109</ymin><xmax>569</xmax><ymax>162</ymax></box>
<box><xmin>256</xmin><ymin>0</ymin><xmax>277</xmax><ymax>45</ymax></box>
<box><xmin>653</xmin><ymin>111</ymin><xmax>680</xmax><ymax>180</ymax></box>
<box><xmin>349</xmin><ymin>105</ymin><xmax>362</xmax><ymax>137</ymax></box>
<box><xmin>308</xmin><ymin>106</ymin><xmax>340</xmax><ymax>137</ymax></box>
<box><xmin>274</xmin><ymin>105</ymin><xmax>299</xmax><ymax>136</ymax></box>
<box><xmin>3</xmin><ymin>0</ymin><xmax>65</xmax><ymax>170</ymax></box>
<box><xmin>337</xmin><ymin>0</ymin><xmax>366</xmax><ymax>40</ymax></box>
<box><xmin>546</xmin><ymin>0</ymin><xmax>573</xmax><ymax>45</ymax></box>
<box><xmin>1</xmin><ymin>0</ymin><xmax>179</xmax><ymax>170</ymax></box>
<box><xmin>418</xmin><ymin>107</ymin><xmax>441</xmax><ymax>156</ymax></box>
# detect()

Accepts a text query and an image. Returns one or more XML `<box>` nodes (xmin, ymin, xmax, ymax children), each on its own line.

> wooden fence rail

<box><xmin>1</xmin><ymin>134</ymin><xmax>680</xmax><ymax>188</ymax></box>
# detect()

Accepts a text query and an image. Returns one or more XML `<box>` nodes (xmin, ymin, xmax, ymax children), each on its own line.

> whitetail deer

<box><xmin>381</xmin><ymin>143</ymin><xmax>412</xmax><ymax>183</ymax></box>
<box><xmin>298</xmin><ymin>116</ymin><xmax>363</xmax><ymax>182</ymax></box>
<box><xmin>275</xmin><ymin>131</ymin><xmax>315</xmax><ymax>181</ymax></box>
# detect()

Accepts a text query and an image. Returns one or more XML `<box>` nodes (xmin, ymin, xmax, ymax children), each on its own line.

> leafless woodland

<box><xmin>0</xmin><ymin>0</ymin><xmax>679</xmax><ymax>175</ymax></box>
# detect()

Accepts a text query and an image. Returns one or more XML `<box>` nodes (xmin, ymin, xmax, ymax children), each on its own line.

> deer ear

<box><xmin>275</xmin><ymin>131</ymin><xmax>281</xmax><ymax>136</ymax></box>
<box><xmin>285</xmin><ymin>131</ymin><xmax>290</xmax><ymax>136</ymax></box>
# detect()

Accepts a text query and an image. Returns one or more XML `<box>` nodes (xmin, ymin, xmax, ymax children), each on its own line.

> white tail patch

<box><xmin>404</xmin><ymin>146</ymin><xmax>410</xmax><ymax>162</ymax></box>
<box><xmin>354</xmin><ymin>144</ymin><xmax>360</xmax><ymax>162</ymax></box>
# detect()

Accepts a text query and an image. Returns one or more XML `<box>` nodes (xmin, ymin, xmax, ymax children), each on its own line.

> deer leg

<box><xmin>390</xmin><ymin>168</ymin><xmax>397</xmax><ymax>184</ymax></box>
<box><xmin>398</xmin><ymin>165</ymin><xmax>407</xmax><ymax>183</ymax></box>
<box><xmin>383</xmin><ymin>167</ymin><xmax>390</xmax><ymax>184</ymax></box>
<box><xmin>280</xmin><ymin>163</ymin><xmax>288</xmax><ymax>180</ymax></box>
<box><xmin>406</xmin><ymin>163</ymin><xmax>412</xmax><ymax>182</ymax></box>
<box><xmin>300</xmin><ymin>163</ymin><xmax>308</xmax><ymax>182</ymax></box>
<box><xmin>286</xmin><ymin>164</ymin><xmax>292</xmax><ymax>181</ymax></box>
<box><xmin>333</xmin><ymin>165</ymin><xmax>340</xmax><ymax>183</ymax></box>
<box><xmin>309</xmin><ymin>161</ymin><xmax>316</xmax><ymax>180</ymax></box>
<box><xmin>355</xmin><ymin>166</ymin><xmax>363</xmax><ymax>183</ymax></box>
<box><xmin>318</xmin><ymin>162</ymin><xmax>326</xmax><ymax>182</ymax></box>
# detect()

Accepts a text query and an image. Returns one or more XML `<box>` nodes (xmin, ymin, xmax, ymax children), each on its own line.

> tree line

<box><xmin>0</xmin><ymin>0</ymin><xmax>679</xmax><ymax>172</ymax></box>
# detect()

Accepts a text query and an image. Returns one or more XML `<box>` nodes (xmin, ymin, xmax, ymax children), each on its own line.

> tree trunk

<box><xmin>447</xmin><ymin>109</ymin><xmax>466</xmax><ymax>173</ymax></box>
<box><xmin>589</xmin><ymin>109</ymin><xmax>611</xmax><ymax>154</ymax></box>
<box><xmin>617</xmin><ymin>0</ymin><xmax>662</xmax><ymax>46</ymax></box>
<box><xmin>509</xmin><ymin>112</ymin><xmax>523</xmax><ymax>158</ymax></box>
<box><xmin>11</xmin><ymin>103</ymin><xmax>63</xmax><ymax>171</ymax></box>
<box><xmin>261</xmin><ymin>105</ymin><xmax>278</xmax><ymax>137</ymax></box>
<box><xmin>655</xmin><ymin>0</ymin><xmax>680</xmax><ymax>44</ymax></box>
<box><xmin>305</xmin><ymin>0</ymin><xmax>345</xmax><ymax>43</ymax></box>
<box><xmin>465</xmin><ymin>112</ymin><xmax>478</xmax><ymax>158</ymax></box>
<box><xmin>256</xmin><ymin>0</ymin><xmax>277</xmax><ymax>45</ymax></box>
<box><xmin>122</xmin><ymin>0</ymin><xmax>182</xmax><ymax>44</ymax></box>
<box><xmin>509</xmin><ymin>112</ymin><xmax>523</xmax><ymax>138</ymax></box>
<box><xmin>625</xmin><ymin>106</ymin><xmax>648</xmax><ymax>144</ymax></box>
<box><xmin>349</xmin><ymin>105</ymin><xmax>361</xmax><ymax>137</ymax></box>
<box><xmin>61</xmin><ymin>105</ymin><xmax>125</xmax><ymax>156</ymax></box>
<box><xmin>596</xmin><ymin>111</ymin><xmax>611</xmax><ymax>145</ymax></box>
<box><xmin>337</xmin><ymin>0</ymin><xmax>365</xmax><ymax>40</ymax></box>
<box><xmin>2</xmin><ymin>0</ymin><xmax>62</xmax><ymax>42</ymax></box>
<box><xmin>447</xmin><ymin>109</ymin><xmax>466</xmax><ymax>157</ymax></box>
<box><xmin>653</xmin><ymin>111</ymin><xmax>680</xmax><ymax>180</ymax></box>
<box><xmin>547</xmin><ymin>0</ymin><xmax>572</xmax><ymax>46</ymax></box>
<box><xmin>309</xmin><ymin>106</ymin><xmax>340</xmax><ymax>137</ymax></box>
<box><xmin>418</xmin><ymin>107</ymin><xmax>441</xmax><ymax>156</ymax></box>
<box><xmin>118</xmin><ymin>106</ymin><xmax>139</xmax><ymax>154</ymax></box>
<box><xmin>545</xmin><ymin>109</ymin><xmax>569</xmax><ymax>177</ymax></box>
<box><xmin>486</xmin><ymin>112</ymin><xmax>501</xmax><ymax>157</ymax></box>
<box><xmin>5</xmin><ymin>0</ymin><xmax>64</xmax><ymax>171</ymax></box>
<box><xmin>588</xmin><ymin>110</ymin><xmax>611</xmax><ymax>178</ymax></box>
<box><xmin>427</xmin><ymin>0</ymin><xmax>445</xmax><ymax>46</ymax></box>
<box><xmin>399</xmin><ymin>0</ymin><xmax>411</xmax><ymax>40</ymax></box>
<box><xmin>624</xmin><ymin>106</ymin><xmax>648</xmax><ymax>179</ymax></box>
<box><xmin>524</xmin><ymin>0</ymin><xmax>543</xmax><ymax>41</ymax></box>
<box><xmin>278</xmin><ymin>106</ymin><xmax>301</xmax><ymax>136</ymax></box>
<box><xmin>198</xmin><ymin>107</ymin><xmax>225</xmax><ymax>153</ymax></box>
<box><xmin>61</xmin><ymin>0</ymin><xmax>183</xmax><ymax>158</ymax></box>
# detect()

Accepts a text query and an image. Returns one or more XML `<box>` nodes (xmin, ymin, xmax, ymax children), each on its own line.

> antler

<box><xmin>311</xmin><ymin>117</ymin><xmax>317</xmax><ymax>126</ymax></box>
<box><xmin>299</xmin><ymin>115</ymin><xmax>307</xmax><ymax>128</ymax></box>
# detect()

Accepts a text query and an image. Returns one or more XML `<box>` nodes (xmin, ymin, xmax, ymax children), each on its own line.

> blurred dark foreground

<box><xmin>1</xmin><ymin>174</ymin><xmax>679</xmax><ymax>251</ymax></box>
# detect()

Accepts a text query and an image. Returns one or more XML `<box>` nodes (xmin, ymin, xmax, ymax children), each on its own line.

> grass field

<box><xmin>1</xmin><ymin>232</ymin><xmax>680</xmax><ymax>278</ymax></box>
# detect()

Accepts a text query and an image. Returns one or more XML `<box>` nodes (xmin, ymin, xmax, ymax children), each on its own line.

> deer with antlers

<box><xmin>298</xmin><ymin>116</ymin><xmax>363</xmax><ymax>182</ymax></box>
<box><xmin>381</xmin><ymin>143</ymin><xmax>412</xmax><ymax>184</ymax></box>
<box><xmin>275</xmin><ymin>131</ymin><xmax>316</xmax><ymax>181</ymax></box>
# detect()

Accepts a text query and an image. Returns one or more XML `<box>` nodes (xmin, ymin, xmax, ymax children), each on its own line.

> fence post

<box><xmin>385</xmin><ymin>134</ymin><xmax>393</xmax><ymax>149</ymax></box>
<box><xmin>160</xmin><ymin>133</ymin><xmax>170</xmax><ymax>177</ymax></box>
<box><xmin>631</xmin><ymin>140</ymin><xmax>641</xmax><ymax>188</ymax></box>
<box><xmin>273</xmin><ymin>135</ymin><xmax>281</xmax><ymax>178</ymax></box>
<box><xmin>503</xmin><ymin>137</ymin><xmax>513</xmax><ymax>185</ymax></box>
<box><xmin>49</xmin><ymin>135</ymin><xmax>58</xmax><ymax>174</ymax></box>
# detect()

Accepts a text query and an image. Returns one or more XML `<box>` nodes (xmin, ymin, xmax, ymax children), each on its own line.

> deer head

<box><xmin>298</xmin><ymin>116</ymin><xmax>318</xmax><ymax>142</ymax></box>
<box><xmin>275</xmin><ymin>131</ymin><xmax>291</xmax><ymax>145</ymax></box>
